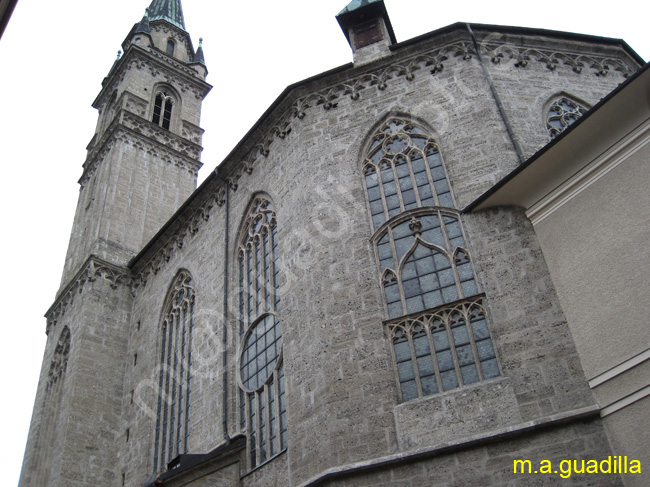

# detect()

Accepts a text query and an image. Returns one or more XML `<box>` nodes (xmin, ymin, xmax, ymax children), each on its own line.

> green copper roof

<box><xmin>337</xmin><ymin>0</ymin><xmax>382</xmax><ymax>16</ymax></box>
<box><xmin>147</xmin><ymin>0</ymin><xmax>186</xmax><ymax>30</ymax></box>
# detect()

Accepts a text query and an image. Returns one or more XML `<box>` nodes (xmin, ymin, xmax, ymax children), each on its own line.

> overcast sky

<box><xmin>1</xmin><ymin>0</ymin><xmax>647</xmax><ymax>484</ymax></box>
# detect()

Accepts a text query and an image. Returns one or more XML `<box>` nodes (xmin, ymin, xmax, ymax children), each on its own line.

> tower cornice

<box><xmin>93</xmin><ymin>44</ymin><xmax>211</xmax><ymax>110</ymax></box>
<box><xmin>79</xmin><ymin>112</ymin><xmax>203</xmax><ymax>188</ymax></box>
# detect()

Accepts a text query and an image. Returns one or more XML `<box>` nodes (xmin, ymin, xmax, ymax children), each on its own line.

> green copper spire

<box><xmin>147</xmin><ymin>0</ymin><xmax>186</xmax><ymax>30</ymax></box>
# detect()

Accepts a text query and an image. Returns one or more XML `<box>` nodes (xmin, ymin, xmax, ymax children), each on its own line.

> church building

<box><xmin>19</xmin><ymin>0</ymin><xmax>650</xmax><ymax>485</ymax></box>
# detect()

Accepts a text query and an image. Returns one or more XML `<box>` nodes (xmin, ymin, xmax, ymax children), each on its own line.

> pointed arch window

<box><xmin>237</xmin><ymin>198</ymin><xmax>286</xmax><ymax>469</ymax></box>
<box><xmin>364</xmin><ymin>118</ymin><xmax>454</xmax><ymax>231</ymax></box>
<box><xmin>363</xmin><ymin>117</ymin><xmax>499</xmax><ymax>403</ymax></box>
<box><xmin>153</xmin><ymin>91</ymin><xmax>174</xmax><ymax>130</ymax></box>
<box><xmin>546</xmin><ymin>96</ymin><xmax>588</xmax><ymax>139</ymax></box>
<box><xmin>153</xmin><ymin>272</ymin><xmax>194</xmax><ymax>473</ymax></box>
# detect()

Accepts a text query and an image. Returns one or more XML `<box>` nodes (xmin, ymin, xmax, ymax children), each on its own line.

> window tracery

<box><xmin>363</xmin><ymin>117</ymin><xmax>499</xmax><ymax>402</ymax></box>
<box><xmin>153</xmin><ymin>271</ymin><xmax>194</xmax><ymax>473</ymax></box>
<box><xmin>364</xmin><ymin>118</ymin><xmax>454</xmax><ymax>231</ymax></box>
<box><xmin>237</xmin><ymin>198</ymin><xmax>286</xmax><ymax>468</ymax></box>
<box><xmin>546</xmin><ymin>96</ymin><xmax>588</xmax><ymax>138</ymax></box>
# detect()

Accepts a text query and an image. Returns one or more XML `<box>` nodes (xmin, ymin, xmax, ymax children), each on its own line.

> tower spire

<box><xmin>147</xmin><ymin>0</ymin><xmax>186</xmax><ymax>30</ymax></box>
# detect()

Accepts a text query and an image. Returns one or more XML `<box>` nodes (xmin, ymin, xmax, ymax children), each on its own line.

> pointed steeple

<box><xmin>147</xmin><ymin>0</ymin><xmax>186</xmax><ymax>31</ymax></box>
<box><xmin>135</xmin><ymin>8</ymin><xmax>151</xmax><ymax>35</ymax></box>
<box><xmin>193</xmin><ymin>38</ymin><xmax>205</xmax><ymax>65</ymax></box>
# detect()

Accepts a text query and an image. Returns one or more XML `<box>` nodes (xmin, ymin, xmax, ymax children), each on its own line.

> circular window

<box><xmin>240</xmin><ymin>314</ymin><xmax>282</xmax><ymax>391</ymax></box>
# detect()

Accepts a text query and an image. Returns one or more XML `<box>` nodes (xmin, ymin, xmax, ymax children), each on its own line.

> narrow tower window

<box><xmin>166</xmin><ymin>39</ymin><xmax>175</xmax><ymax>56</ymax></box>
<box><xmin>152</xmin><ymin>92</ymin><xmax>174</xmax><ymax>130</ymax></box>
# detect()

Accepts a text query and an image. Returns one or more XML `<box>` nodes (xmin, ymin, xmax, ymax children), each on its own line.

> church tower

<box><xmin>19</xmin><ymin>1</ymin><xmax>210</xmax><ymax>486</ymax></box>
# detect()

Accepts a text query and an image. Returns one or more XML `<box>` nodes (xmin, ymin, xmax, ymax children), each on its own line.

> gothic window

<box><xmin>389</xmin><ymin>297</ymin><xmax>500</xmax><ymax>401</ymax></box>
<box><xmin>546</xmin><ymin>96</ymin><xmax>588</xmax><ymax>139</ymax></box>
<box><xmin>238</xmin><ymin>198</ymin><xmax>286</xmax><ymax>468</ymax></box>
<box><xmin>166</xmin><ymin>39</ymin><xmax>175</xmax><ymax>56</ymax></box>
<box><xmin>364</xmin><ymin>118</ymin><xmax>454</xmax><ymax>232</ymax></box>
<box><xmin>153</xmin><ymin>271</ymin><xmax>194</xmax><ymax>473</ymax></box>
<box><xmin>152</xmin><ymin>91</ymin><xmax>174</xmax><ymax>130</ymax></box>
<box><xmin>363</xmin><ymin>118</ymin><xmax>499</xmax><ymax>403</ymax></box>
<box><xmin>377</xmin><ymin>211</ymin><xmax>479</xmax><ymax>319</ymax></box>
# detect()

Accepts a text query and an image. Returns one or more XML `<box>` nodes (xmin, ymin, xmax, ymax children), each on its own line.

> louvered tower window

<box><xmin>152</xmin><ymin>91</ymin><xmax>174</xmax><ymax>130</ymax></box>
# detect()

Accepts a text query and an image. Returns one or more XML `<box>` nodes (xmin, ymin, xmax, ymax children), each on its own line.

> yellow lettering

<box><xmin>600</xmin><ymin>457</ymin><xmax>611</xmax><ymax>473</ymax></box>
<box><xmin>539</xmin><ymin>460</ymin><xmax>552</xmax><ymax>474</ymax></box>
<box><xmin>513</xmin><ymin>460</ymin><xmax>532</xmax><ymax>473</ymax></box>
<box><xmin>573</xmin><ymin>460</ymin><xmax>585</xmax><ymax>473</ymax></box>
<box><xmin>586</xmin><ymin>460</ymin><xmax>598</xmax><ymax>473</ymax></box>
<box><xmin>559</xmin><ymin>460</ymin><xmax>572</xmax><ymax>478</ymax></box>
<box><xmin>630</xmin><ymin>460</ymin><xmax>641</xmax><ymax>473</ymax></box>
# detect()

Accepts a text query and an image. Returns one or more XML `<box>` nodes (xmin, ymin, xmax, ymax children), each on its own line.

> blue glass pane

<box><xmin>393</xmin><ymin>221</ymin><xmax>412</xmax><ymax>238</ymax></box>
<box><xmin>402</xmin><ymin>261</ymin><xmax>416</xmax><ymax>280</ymax></box>
<box><xmin>423</xmin><ymin>290</ymin><xmax>443</xmax><ymax>308</ymax></box>
<box><xmin>412</xmin><ymin>137</ymin><xmax>427</xmax><ymax>150</ymax></box>
<box><xmin>476</xmin><ymin>339</ymin><xmax>496</xmax><ymax>361</ymax></box>
<box><xmin>481</xmin><ymin>358</ymin><xmax>500</xmax><ymax>379</ymax></box>
<box><xmin>395</xmin><ymin>161</ymin><xmax>411</xmax><ymax>178</ymax></box>
<box><xmin>367</xmin><ymin>185</ymin><xmax>381</xmax><ymax>202</ymax></box>
<box><xmin>388</xmin><ymin>301</ymin><xmax>403</xmax><ymax>318</ymax></box>
<box><xmin>397</xmin><ymin>361</ymin><xmax>415</xmax><ymax>381</ymax></box>
<box><xmin>432</xmin><ymin>329</ymin><xmax>449</xmax><ymax>351</ymax></box>
<box><xmin>420</xmin><ymin>375</ymin><xmax>438</xmax><ymax>395</ymax></box>
<box><xmin>403</xmin><ymin>190</ymin><xmax>417</xmax><ymax>209</ymax></box>
<box><xmin>461</xmin><ymin>364</ymin><xmax>479</xmax><ymax>385</ymax></box>
<box><xmin>422</xmin><ymin>227</ymin><xmax>444</xmax><ymax>247</ymax></box>
<box><xmin>413</xmin><ymin>333</ymin><xmax>431</xmax><ymax>357</ymax></box>
<box><xmin>393</xmin><ymin>339</ymin><xmax>411</xmax><ymax>363</ymax></box>
<box><xmin>450</xmin><ymin>236</ymin><xmax>465</xmax><ymax>249</ymax></box>
<box><xmin>461</xmin><ymin>280</ymin><xmax>478</xmax><ymax>297</ymax></box>
<box><xmin>433</xmin><ymin>253</ymin><xmax>450</xmax><ymax>270</ymax></box>
<box><xmin>436</xmin><ymin>349</ymin><xmax>454</xmax><ymax>372</ymax></box>
<box><xmin>403</xmin><ymin>278</ymin><xmax>421</xmax><ymax>298</ymax></box>
<box><xmin>385</xmin><ymin>282</ymin><xmax>400</xmax><ymax>305</ymax></box>
<box><xmin>457</xmin><ymin>262</ymin><xmax>474</xmax><ymax>280</ymax></box>
<box><xmin>382</xmin><ymin>180</ymin><xmax>397</xmax><ymax>195</ymax></box>
<box><xmin>386</xmin><ymin>195</ymin><xmax>400</xmax><ymax>212</ymax></box>
<box><xmin>438</xmin><ymin>268</ymin><xmax>455</xmax><ymax>287</ymax></box>
<box><xmin>400</xmin><ymin>380</ymin><xmax>418</xmax><ymax>401</ymax></box>
<box><xmin>440</xmin><ymin>370</ymin><xmax>459</xmax><ymax>391</ymax></box>
<box><xmin>442</xmin><ymin>286</ymin><xmax>459</xmax><ymax>303</ymax></box>
<box><xmin>419</xmin><ymin>274</ymin><xmax>439</xmax><ymax>292</ymax></box>
<box><xmin>455</xmin><ymin>344</ymin><xmax>474</xmax><ymax>365</ymax></box>
<box><xmin>417</xmin><ymin>355</ymin><xmax>435</xmax><ymax>375</ymax></box>
<box><xmin>438</xmin><ymin>193</ymin><xmax>454</xmax><ymax>207</ymax></box>
<box><xmin>415</xmin><ymin>256</ymin><xmax>435</xmax><ymax>275</ymax></box>
<box><xmin>434</xmin><ymin>179</ymin><xmax>450</xmax><ymax>195</ymax></box>
<box><xmin>369</xmin><ymin>200</ymin><xmax>384</xmax><ymax>216</ymax></box>
<box><xmin>372</xmin><ymin>214</ymin><xmax>385</xmax><ymax>230</ymax></box>
<box><xmin>406</xmin><ymin>296</ymin><xmax>424</xmax><ymax>314</ymax></box>
<box><xmin>430</xmin><ymin>165</ymin><xmax>446</xmax><ymax>181</ymax></box>
<box><xmin>471</xmin><ymin>319</ymin><xmax>489</xmax><ymax>340</ymax></box>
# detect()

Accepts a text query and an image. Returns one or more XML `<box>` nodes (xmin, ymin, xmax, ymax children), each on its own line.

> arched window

<box><xmin>546</xmin><ymin>96</ymin><xmax>588</xmax><ymax>139</ymax></box>
<box><xmin>363</xmin><ymin>118</ymin><xmax>499</xmax><ymax>402</ymax></box>
<box><xmin>376</xmin><ymin>211</ymin><xmax>478</xmax><ymax>319</ymax></box>
<box><xmin>152</xmin><ymin>91</ymin><xmax>174</xmax><ymax>130</ymax></box>
<box><xmin>237</xmin><ymin>198</ymin><xmax>286</xmax><ymax>468</ymax></box>
<box><xmin>364</xmin><ymin>118</ymin><xmax>454</xmax><ymax>231</ymax></box>
<box><xmin>153</xmin><ymin>271</ymin><xmax>194</xmax><ymax>473</ymax></box>
<box><xmin>166</xmin><ymin>39</ymin><xmax>175</xmax><ymax>56</ymax></box>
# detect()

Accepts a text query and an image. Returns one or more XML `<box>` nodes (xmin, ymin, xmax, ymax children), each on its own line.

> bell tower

<box><xmin>19</xmin><ymin>2</ymin><xmax>210</xmax><ymax>486</ymax></box>
<box><xmin>60</xmin><ymin>0</ymin><xmax>211</xmax><ymax>286</ymax></box>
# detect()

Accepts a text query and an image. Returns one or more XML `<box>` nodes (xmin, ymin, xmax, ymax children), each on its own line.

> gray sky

<box><xmin>1</xmin><ymin>0</ymin><xmax>647</xmax><ymax>484</ymax></box>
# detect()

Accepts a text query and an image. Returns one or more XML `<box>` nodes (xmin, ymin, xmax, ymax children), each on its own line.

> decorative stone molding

<box><xmin>45</xmin><ymin>257</ymin><xmax>132</xmax><ymax>334</ymax></box>
<box><xmin>131</xmin><ymin>185</ymin><xmax>225</xmax><ymax>293</ymax></box>
<box><xmin>181</xmin><ymin>120</ymin><xmax>205</xmax><ymax>146</ymax></box>
<box><xmin>79</xmin><ymin>117</ymin><xmax>203</xmax><ymax>188</ymax></box>
<box><xmin>480</xmin><ymin>43</ymin><xmax>636</xmax><ymax>77</ymax></box>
